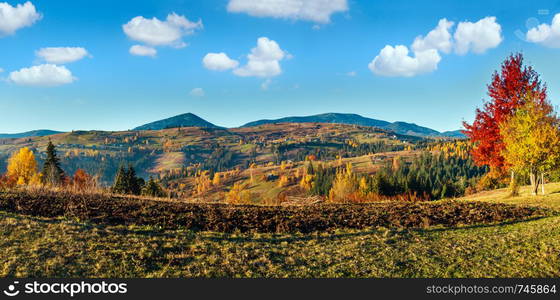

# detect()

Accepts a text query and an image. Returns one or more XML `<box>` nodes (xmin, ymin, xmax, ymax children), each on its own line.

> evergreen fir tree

<box><xmin>42</xmin><ymin>141</ymin><xmax>65</xmax><ymax>185</ymax></box>
<box><xmin>126</xmin><ymin>164</ymin><xmax>143</xmax><ymax>195</ymax></box>
<box><xmin>112</xmin><ymin>164</ymin><xmax>128</xmax><ymax>194</ymax></box>
<box><xmin>141</xmin><ymin>176</ymin><xmax>167</xmax><ymax>197</ymax></box>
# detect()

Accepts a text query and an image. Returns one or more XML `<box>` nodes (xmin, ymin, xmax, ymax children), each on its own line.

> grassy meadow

<box><xmin>1</xmin><ymin>182</ymin><xmax>559</xmax><ymax>278</ymax></box>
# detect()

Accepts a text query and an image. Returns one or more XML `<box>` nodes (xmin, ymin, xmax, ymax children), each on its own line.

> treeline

<box><xmin>112</xmin><ymin>164</ymin><xmax>167</xmax><ymax>197</ymax></box>
<box><xmin>306</xmin><ymin>152</ymin><xmax>487</xmax><ymax>201</ymax></box>
<box><xmin>272</xmin><ymin>141</ymin><xmax>407</xmax><ymax>164</ymax></box>
<box><xmin>371</xmin><ymin>153</ymin><xmax>486</xmax><ymax>199</ymax></box>
<box><xmin>0</xmin><ymin>142</ymin><xmax>167</xmax><ymax>198</ymax></box>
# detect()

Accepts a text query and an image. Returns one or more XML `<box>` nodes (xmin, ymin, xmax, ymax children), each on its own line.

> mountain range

<box><xmin>241</xmin><ymin>113</ymin><xmax>465</xmax><ymax>138</ymax></box>
<box><xmin>1</xmin><ymin>113</ymin><xmax>465</xmax><ymax>139</ymax></box>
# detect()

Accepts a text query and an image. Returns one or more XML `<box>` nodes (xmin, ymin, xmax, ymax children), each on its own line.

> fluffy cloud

<box><xmin>36</xmin><ymin>47</ymin><xmax>89</xmax><ymax>64</ymax></box>
<box><xmin>454</xmin><ymin>17</ymin><xmax>502</xmax><ymax>55</ymax></box>
<box><xmin>9</xmin><ymin>64</ymin><xmax>75</xmax><ymax>87</ymax></box>
<box><xmin>369</xmin><ymin>17</ymin><xmax>502</xmax><ymax>77</ymax></box>
<box><xmin>202</xmin><ymin>52</ymin><xmax>239</xmax><ymax>71</ymax></box>
<box><xmin>233</xmin><ymin>37</ymin><xmax>287</xmax><ymax>77</ymax></box>
<box><xmin>123</xmin><ymin>13</ymin><xmax>202</xmax><ymax>48</ymax></box>
<box><xmin>368</xmin><ymin>45</ymin><xmax>441</xmax><ymax>77</ymax></box>
<box><xmin>526</xmin><ymin>13</ymin><xmax>560</xmax><ymax>48</ymax></box>
<box><xmin>129</xmin><ymin>45</ymin><xmax>157</xmax><ymax>57</ymax></box>
<box><xmin>189</xmin><ymin>87</ymin><xmax>205</xmax><ymax>97</ymax></box>
<box><xmin>412</xmin><ymin>19</ymin><xmax>454</xmax><ymax>54</ymax></box>
<box><xmin>227</xmin><ymin>0</ymin><xmax>348</xmax><ymax>24</ymax></box>
<box><xmin>0</xmin><ymin>1</ymin><xmax>41</xmax><ymax>36</ymax></box>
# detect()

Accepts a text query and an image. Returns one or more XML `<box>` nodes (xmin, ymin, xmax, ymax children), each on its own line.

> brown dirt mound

<box><xmin>0</xmin><ymin>189</ymin><xmax>553</xmax><ymax>233</ymax></box>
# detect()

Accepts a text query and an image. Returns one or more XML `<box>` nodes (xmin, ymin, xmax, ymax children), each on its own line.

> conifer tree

<box><xmin>142</xmin><ymin>176</ymin><xmax>167</xmax><ymax>197</ymax></box>
<box><xmin>112</xmin><ymin>164</ymin><xmax>144</xmax><ymax>195</ymax></box>
<box><xmin>42</xmin><ymin>141</ymin><xmax>65</xmax><ymax>185</ymax></box>
<box><xmin>126</xmin><ymin>164</ymin><xmax>143</xmax><ymax>195</ymax></box>
<box><xmin>112</xmin><ymin>164</ymin><xmax>128</xmax><ymax>194</ymax></box>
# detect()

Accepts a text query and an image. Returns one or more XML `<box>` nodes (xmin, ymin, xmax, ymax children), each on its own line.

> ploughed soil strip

<box><xmin>0</xmin><ymin>190</ymin><xmax>553</xmax><ymax>233</ymax></box>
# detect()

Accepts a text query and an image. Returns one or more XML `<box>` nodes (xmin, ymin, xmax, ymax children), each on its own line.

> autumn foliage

<box><xmin>463</xmin><ymin>53</ymin><xmax>547</xmax><ymax>174</ymax></box>
<box><xmin>72</xmin><ymin>169</ymin><xmax>96</xmax><ymax>191</ymax></box>
<box><xmin>500</xmin><ymin>93</ymin><xmax>560</xmax><ymax>194</ymax></box>
<box><xmin>6</xmin><ymin>147</ymin><xmax>41</xmax><ymax>186</ymax></box>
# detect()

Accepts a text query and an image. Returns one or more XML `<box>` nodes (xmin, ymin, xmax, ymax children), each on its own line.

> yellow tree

<box><xmin>500</xmin><ymin>94</ymin><xmax>560</xmax><ymax>195</ymax></box>
<box><xmin>328</xmin><ymin>163</ymin><xmax>358</xmax><ymax>203</ymax></box>
<box><xmin>225</xmin><ymin>182</ymin><xmax>251</xmax><ymax>204</ymax></box>
<box><xmin>278</xmin><ymin>175</ymin><xmax>289</xmax><ymax>187</ymax></box>
<box><xmin>193</xmin><ymin>170</ymin><xmax>211</xmax><ymax>195</ymax></box>
<box><xmin>212</xmin><ymin>172</ymin><xmax>221</xmax><ymax>186</ymax></box>
<box><xmin>6</xmin><ymin>147</ymin><xmax>40</xmax><ymax>185</ymax></box>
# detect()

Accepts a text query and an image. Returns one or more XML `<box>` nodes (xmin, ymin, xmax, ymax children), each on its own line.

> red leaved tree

<box><xmin>463</xmin><ymin>53</ymin><xmax>547</xmax><ymax>174</ymax></box>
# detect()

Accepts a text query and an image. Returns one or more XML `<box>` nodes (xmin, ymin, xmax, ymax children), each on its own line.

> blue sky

<box><xmin>1</xmin><ymin>0</ymin><xmax>560</xmax><ymax>133</ymax></box>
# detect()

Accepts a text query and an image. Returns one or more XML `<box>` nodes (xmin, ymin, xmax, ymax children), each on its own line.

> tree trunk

<box><xmin>510</xmin><ymin>170</ymin><xmax>515</xmax><ymax>185</ymax></box>
<box><xmin>535</xmin><ymin>173</ymin><xmax>541</xmax><ymax>196</ymax></box>
<box><xmin>542</xmin><ymin>173</ymin><xmax>545</xmax><ymax>195</ymax></box>
<box><xmin>530</xmin><ymin>172</ymin><xmax>539</xmax><ymax>195</ymax></box>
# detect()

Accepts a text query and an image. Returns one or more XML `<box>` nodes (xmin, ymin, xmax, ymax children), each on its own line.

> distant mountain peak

<box><xmin>133</xmin><ymin>113</ymin><xmax>222</xmax><ymax>131</ymax></box>
<box><xmin>241</xmin><ymin>113</ymin><xmax>464</xmax><ymax>138</ymax></box>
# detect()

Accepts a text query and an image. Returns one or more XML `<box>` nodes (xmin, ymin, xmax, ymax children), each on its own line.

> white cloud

<box><xmin>369</xmin><ymin>17</ymin><xmax>502</xmax><ymax>77</ymax></box>
<box><xmin>0</xmin><ymin>1</ymin><xmax>41</xmax><ymax>36</ymax></box>
<box><xmin>346</xmin><ymin>71</ymin><xmax>356</xmax><ymax>76</ymax></box>
<box><xmin>202</xmin><ymin>52</ymin><xmax>239</xmax><ymax>71</ymax></box>
<box><xmin>129</xmin><ymin>45</ymin><xmax>157</xmax><ymax>57</ymax></box>
<box><xmin>412</xmin><ymin>18</ymin><xmax>454</xmax><ymax>54</ymax></box>
<box><xmin>233</xmin><ymin>37</ymin><xmax>287</xmax><ymax>77</ymax></box>
<box><xmin>227</xmin><ymin>0</ymin><xmax>348</xmax><ymax>24</ymax></box>
<box><xmin>526</xmin><ymin>13</ymin><xmax>560</xmax><ymax>48</ymax></box>
<box><xmin>123</xmin><ymin>13</ymin><xmax>202</xmax><ymax>48</ymax></box>
<box><xmin>36</xmin><ymin>47</ymin><xmax>90</xmax><ymax>64</ymax></box>
<box><xmin>189</xmin><ymin>87</ymin><xmax>205</xmax><ymax>97</ymax></box>
<box><xmin>8</xmin><ymin>64</ymin><xmax>75</xmax><ymax>87</ymax></box>
<box><xmin>368</xmin><ymin>45</ymin><xmax>441</xmax><ymax>77</ymax></box>
<box><xmin>454</xmin><ymin>17</ymin><xmax>502</xmax><ymax>55</ymax></box>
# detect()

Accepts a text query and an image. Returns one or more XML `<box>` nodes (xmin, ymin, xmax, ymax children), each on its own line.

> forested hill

<box><xmin>133</xmin><ymin>113</ymin><xmax>222</xmax><ymax>130</ymax></box>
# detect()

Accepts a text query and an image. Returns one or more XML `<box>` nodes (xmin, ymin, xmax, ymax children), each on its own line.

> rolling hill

<box><xmin>0</xmin><ymin>130</ymin><xmax>63</xmax><ymax>139</ymax></box>
<box><xmin>133</xmin><ymin>113</ymin><xmax>222</xmax><ymax>130</ymax></box>
<box><xmin>241</xmin><ymin>113</ymin><xmax>464</xmax><ymax>138</ymax></box>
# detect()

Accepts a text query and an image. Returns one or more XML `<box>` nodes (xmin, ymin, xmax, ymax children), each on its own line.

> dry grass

<box><xmin>1</xmin><ymin>182</ymin><xmax>560</xmax><ymax>278</ymax></box>
<box><xmin>457</xmin><ymin>181</ymin><xmax>560</xmax><ymax>210</ymax></box>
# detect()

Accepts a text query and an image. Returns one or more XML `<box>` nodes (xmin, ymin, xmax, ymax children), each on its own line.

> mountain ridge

<box><xmin>241</xmin><ymin>113</ymin><xmax>465</xmax><ymax>138</ymax></box>
<box><xmin>0</xmin><ymin>130</ymin><xmax>63</xmax><ymax>139</ymax></box>
<box><xmin>3</xmin><ymin>113</ymin><xmax>465</xmax><ymax>139</ymax></box>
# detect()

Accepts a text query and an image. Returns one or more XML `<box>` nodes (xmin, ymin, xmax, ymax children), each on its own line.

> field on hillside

<box><xmin>0</xmin><ymin>123</ymin><xmax>419</xmax><ymax>186</ymax></box>
<box><xmin>0</xmin><ymin>184</ymin><xmax>559</xmax><ymax>277</ymax></box>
